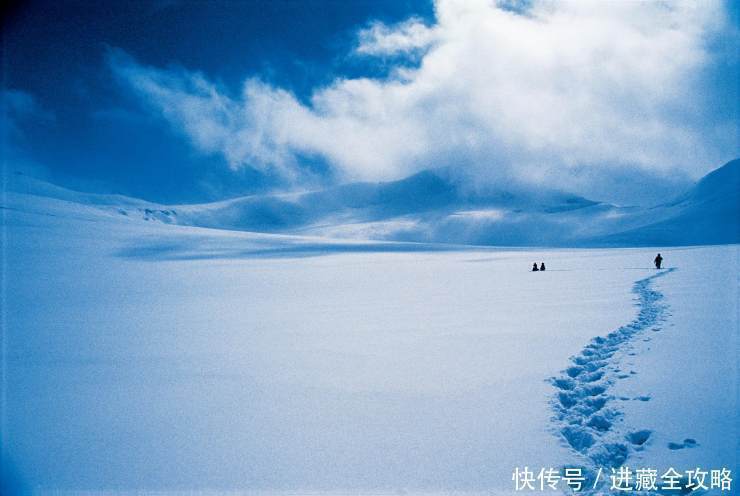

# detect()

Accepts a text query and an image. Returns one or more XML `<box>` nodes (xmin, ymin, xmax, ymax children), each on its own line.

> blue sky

<box><xmin>2</xmin><ymin>0</ymin><xmax>738</xmax><ymax>205</ymax></box>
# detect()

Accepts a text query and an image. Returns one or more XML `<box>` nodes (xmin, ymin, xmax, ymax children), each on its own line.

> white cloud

<box><xmin>355</xmin><ymin>17</ymin><xmax>437</xmax><ymax>57</ymax></box>
<box><xmin>110</xmin><ymin>0</ymin><xmax>735</xmax><ymax>196</ymax></box>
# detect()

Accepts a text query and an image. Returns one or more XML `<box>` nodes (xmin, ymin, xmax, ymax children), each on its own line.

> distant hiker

<box><xmin>532</xmin><ymin>262</ymin><xmax>539</xmax><ymax>272</ymax></box>
<box><xmin>654</xmin><ymin>253</ymin><xmax>663</xmax><ymax>269</ymax></box>
<box><xmin>540</xmin><ymin>262</ymin><xmax>546</xmax><ymax>271</ymax></box>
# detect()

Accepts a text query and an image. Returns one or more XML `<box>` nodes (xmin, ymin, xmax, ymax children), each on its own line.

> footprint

<box><xmin>579</xmin><ymin>371</ymin><xmax>604</xmax><ymax>383</ymax></box>
<box><xmin>562</xmin><ymin>426</ymin><xmax>595</xmax><ymax>452</ymax></box>
<box><xmin>574</xmin><ymin>356</ymin><xmax>591</xmax><ymax>366</ymax></box>
<box><xmin>553</xmin><ymin>378</ymin><xmax>576</xmax><ymax>390</ymax></box>
<box><xmin>558</xmin><ymin>392</ymin><xmax>578</xmax><ymax>408</ymax></box>
<box><xmin>581</xmin><ymin>396</ymin><xmax>608</xmax><ymax>414</ymax></box>
<box><xmin>582</xmin><ymin>384</ymin><xmax>606</xmax><ymax>396</ymax></box>
<box><xmin>584</xmin><ymin>360</ymin><xmax>607</xmax><ymax>372</ymax></box>
<box><xmin>634</xmin><ymin>395</ymin><xmax>651</xmax><ymax>402</ymax></box>
<box><xmin>587</xmin><ymin>414</ymin><xmax>612</xmax><ymax>432</ymax></box>
<box><xmin>667</xmin><ymin>439</ymin><xmax>698</xmax><ymax>450</ymax></box>
<box><xmin>589</xmin><ymin>443</ymin><xmax>629</xmax><ymax>468</ymax></box>
<box><xmin>626</xmin><ymin>430</ymin><xmax>652</xmax><ymax>446</ymax></box>
<box><xmin>566</xmin><ymin>366</ymin><xmax>584</xmax><ymax>378</ymax></box>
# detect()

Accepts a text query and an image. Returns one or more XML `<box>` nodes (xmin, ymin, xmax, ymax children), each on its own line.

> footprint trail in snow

<box><xmin>550</xmin><ymin>268</ymin><xmax>676</xmax><ymax>470</ymax></box>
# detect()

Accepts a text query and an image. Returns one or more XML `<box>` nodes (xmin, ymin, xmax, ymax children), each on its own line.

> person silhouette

<box><xmin>654</xmin><ymin>253</ymin><xmax>663</xmax><ymax>269</ymax></box>
<box><xmin>532</xmin><ymin>262</ymin><xmax>539</xmax><ymax>272</ymax></box>
<box><xmin>540</xmin><ymin>262</ymin><xmax>546</xmax><ymax>271</ymax></box>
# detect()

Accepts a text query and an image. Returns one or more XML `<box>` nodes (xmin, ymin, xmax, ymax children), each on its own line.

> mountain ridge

<box><xmin>5</xmin><ymin>159</ymin><xmax>738</xmax><ymax>247</ymax></box>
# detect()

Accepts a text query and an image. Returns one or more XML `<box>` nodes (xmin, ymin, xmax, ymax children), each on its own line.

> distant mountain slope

<box><xmin>170</xmin><ymin>169</ymin><xmax>604</xmax><ymax>238</ymax></box>
<box><xmin>4</xmin><ymin>160</ymin><xmax>738</xmax><ymax>247</ymax></box>
<box><xmin>596</xmin><ymin>160</ymin><xmax>739</xmax><ymax>246</ymax></box>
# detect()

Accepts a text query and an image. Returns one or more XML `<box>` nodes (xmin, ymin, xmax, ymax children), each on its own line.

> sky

<box><xmin>2</xmin><ymin>0</ymin><xmax>738</xmax><ymax>205</ymax></box>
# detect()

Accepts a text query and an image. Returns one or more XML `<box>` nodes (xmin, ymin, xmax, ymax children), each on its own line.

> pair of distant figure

<box><xmin>532</xmin><ymin>262</ymin><xmax>546</xmax><ymax>272</ymax></box>
<box><xmin>655</xmin><ymin>253</ymin><xmax>663</xmax><ymax>269</ymax></box>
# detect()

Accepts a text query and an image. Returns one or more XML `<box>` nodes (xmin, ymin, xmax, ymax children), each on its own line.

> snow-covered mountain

<box><xmin>4</xmin><ymin>159</ymin><xmax>738</xmax><ymax>247</ymax></box>
<box><xmin>173</xmin><ymin>159</ymin><xmax>740</xmax><ymax>246</ymax></box>
<box><xmin>594</xmin><ymin>159</ymin><xmax>739</xmax><ymax>246</ymax></box>
<box><xmin>166</xmin><ymin>169</ymin><xmax>609</xmax><ymax>244</ymax></box>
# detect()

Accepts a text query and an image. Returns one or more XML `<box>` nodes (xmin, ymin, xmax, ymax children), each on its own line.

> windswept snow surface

<box><xmin>1</xmin><ymin>192</ymin><xmax>737</xmax><ymax>494</ymax></box>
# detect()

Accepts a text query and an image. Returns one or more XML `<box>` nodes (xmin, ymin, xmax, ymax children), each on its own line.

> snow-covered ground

<box><xmin>2</xmin><ymin>191</ymin><xmax>737</xmax><ymax>494</ymax></box>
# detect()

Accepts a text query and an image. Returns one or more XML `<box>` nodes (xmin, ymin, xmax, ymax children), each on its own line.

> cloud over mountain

<box><xmin>110</xmin><ymin>0</ymin><xmax>736</xmax><ymax>203</ymax></box>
